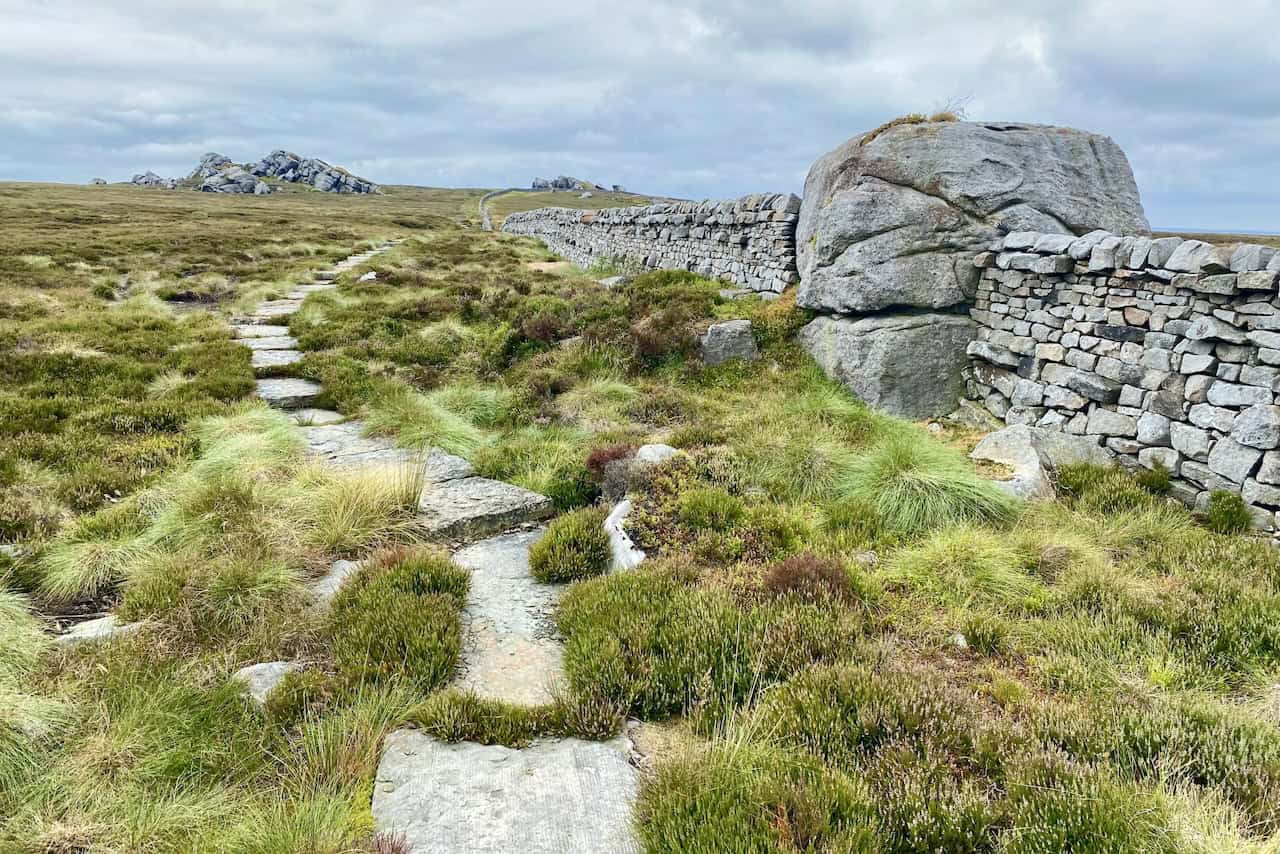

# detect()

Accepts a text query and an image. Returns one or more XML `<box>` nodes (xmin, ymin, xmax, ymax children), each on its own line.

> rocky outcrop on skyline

<box><xmin>249</xmin><ymin>150</ymin><xmax>380</xmax><ymax>194</ymax></box>
<box><xmin>192</xmin><ymin>152</ymin><xmax>234</xmax><ymax>180</ymax></box>
<box><xmin>532</xmin><ymin>176</ymin><xmax>590</xmax><ymax>191</ymax></box>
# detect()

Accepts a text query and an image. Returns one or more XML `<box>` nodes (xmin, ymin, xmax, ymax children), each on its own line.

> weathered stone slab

<box><xmin>373</xmin><ymin>731</ymin><xmax>640</xmax><ymax>854</ymax></box>
<box><xmin>418</xmin><ymin>478</ymin><xmax>553</xmax><ymax>540</ymax></box>
<box><xmin>256</xmin><ymin>378</ymin><xmax>322</xmax><ymax>409</ymax></box>
<box><xmin>291</xmin><ymin>408</ymin><xmax>346</xmax><ymax>426</ymax></box>
<box><xmin>241</xmin><ymin>335</ymin><xmax>299</xmax><ymax>350</ymax></box>
<box><xmin>699</xmin><ymin>319</ymin><xmax>759</xmax><ymax>366</ymax></box>
<box><xmin>797</xmin><ymin>120</ymin><xmax>1148</xmax><ymax>314</ymax></box>
<box><xmin>454</xmin><ymin>529</ymin><xmax>563</xmax><ymax>705</ymax></box>
<box><xmin>970</xmin><ymin>425</ymin><xmax>1052</xmax><ymax>499</ymax></box>
<box><xmin>252</xmin><ymin>349</ymin><xmax>303</xmax><ymax>371</ymax></box>
<box><xmin>233</xmin><ymin>661</ymin><xmax>298</xmax><ymax>705</ymax></box>
<box><xmin>310</xmin><ymin>559</ymin><xmax>361</xmax><ymax>610</ymax></box>
<box><xmin>302</xmin><ymin>422</ymin><xmax>409</xmax><ymax>465</ymax></box>
<box><xmin>234</xmin><ymin>324</ymin><xmax>291</xmax><ymax>338</ymax></box>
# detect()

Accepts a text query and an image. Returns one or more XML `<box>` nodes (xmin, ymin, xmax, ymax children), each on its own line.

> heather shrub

<box><xmin>762</xmin><ymin>552</ymin><xmax>849</xmax><ymax>603</ymax></box>
<box><xmin>529</xmin><ymin>507</ymin><xmax>612</xmax><ymax>583</ymax></box>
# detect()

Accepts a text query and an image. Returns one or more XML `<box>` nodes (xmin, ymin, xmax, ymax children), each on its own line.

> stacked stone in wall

<box><xmin>966</xmin><ymin>229</ymin><xmax>1280</xmax><ymax>528</ymax></box>
<box><xmin>501</xmin><ymin>193</ymin><xmax>800</xmax><ymax>293</ymax></box>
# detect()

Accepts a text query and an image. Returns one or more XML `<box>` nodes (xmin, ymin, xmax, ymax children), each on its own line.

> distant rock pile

<box><xmin>193</xmin><ymin>152</ymin><xmax>233</xmax><ymax>180</ymax></box>
<box><xmin>201</xmin><ymin>165</ymin><xmax>271</xmax><ymax>195</ymax></box>
<box><xmin>131</xmin><ymin>171</ymin><xmax>176</xmax><ymax>189</ymax></box>
<box><xmin>127</xmin><ymin>150</ymin><xmax>379</xmax><ymax>196</ymax></box>
<box><xmin>532</xmin><ymin>176</ymin><xmax>591</xmax><ymax>191</ymax></box>
<box><xmin>250</xmin><ymin>150</ymin><xmax>380</xmax><ymax>194</ymax></box>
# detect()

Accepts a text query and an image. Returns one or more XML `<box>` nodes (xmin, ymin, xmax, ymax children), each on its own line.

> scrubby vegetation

<box><xmin>3</xmin><ymin>182</ymin><xmax>1279</xmax><ymax>850</ymax></box>
<box><xmin>528</xmin><ymin>507</ymin><xmax>612</xmax><ymax>582</ymax></box>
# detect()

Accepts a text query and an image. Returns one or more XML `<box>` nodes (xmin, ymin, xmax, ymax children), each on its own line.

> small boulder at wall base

<box><xmin>699</xmin><ymin>319</ymin><xmax>759</xmax><ymax>366</ymax></box>
<box><xmin>796</xmin><ymin>313</ymin><xmax>976</xmax><ymax>419</ymax></box>
<box><xmin>795</xmin><ymin>120</ymin><xmax>1150</xmax><ymax>315</ymax></box>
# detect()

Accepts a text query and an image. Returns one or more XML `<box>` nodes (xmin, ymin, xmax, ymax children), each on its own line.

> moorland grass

<box><xmin>7</xmin><ymin>184</ymin><xmax>1280</xmax><ymax>851</ymax></box>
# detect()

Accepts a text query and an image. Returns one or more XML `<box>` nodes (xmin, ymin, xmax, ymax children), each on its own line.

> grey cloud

<box><xmin>1</xmin><ymin>0</ymin><xmax>1277</xmax><ymax>230</ymax></box>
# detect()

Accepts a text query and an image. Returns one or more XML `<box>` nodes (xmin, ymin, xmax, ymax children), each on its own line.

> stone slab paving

<box><xmin>256</xmin><ymin>378</ymin><xmax>322</xmax><ymax>410</ymax></box>
<box><xmin>373</xmin><ymin>731</ymin><xmax>640</xmax><ymax>854</ymax></box>
<box><xmin>453</xmin><ymin>529</ymin><xmax>563</xmax><ymax>705</ymax></box>
<box><xmin>310</xmin><ymin>559</ymin><xmax>361</xmax><ymax>610</ymax></box>
<box><xmin>241</xmin><ymin>336</ymin><xmax>299</xmax><ymax>350</ymax></box>
<box><xmin>233</xmin><ymin>324</ymin><xmax>291</xmax><ymax>338</ymax></box>
<box><xmin>291</xmin><ymin>408</ymin><xmax>346</xmax><ymax>426</ymax></box>
<box><xmin>418</xmin><ymin>477</ymin><xmax>553</xmax><ymax>540</ymax></box>
<box><xmin>252</xmin><ymin>349</ymin><xmax>304</xmax><ymax>371</ymax></box>
<box><xmin>252</xmin><ymin>300</ymin><xmax>305</xmax><ymax>318</ymax></box>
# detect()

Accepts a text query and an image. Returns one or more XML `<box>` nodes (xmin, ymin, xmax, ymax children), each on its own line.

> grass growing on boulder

<box><xmin>529</xmin><ymin>507</ymin><xmax>612</xmax><ymax>583</ymax></box>
<box><xmin>838</xmin><ymin>431</ymin><xmax>1019</xmax><ymax>535</ymax></box>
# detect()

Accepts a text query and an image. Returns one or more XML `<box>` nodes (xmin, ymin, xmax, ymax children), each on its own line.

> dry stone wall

<box><xmin>501</xmin><ymin>194</ymin><xmax>801</xmax><ymax>293</ymax></box>
<box><xmin>966</xmin><ymin>229</ymin><xmax>1280</xmax><ymax>528</ymax></box>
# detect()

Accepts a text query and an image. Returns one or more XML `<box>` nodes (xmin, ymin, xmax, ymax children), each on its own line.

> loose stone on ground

<box><xmin>55</xmin><ymin>615</ymin><xmax>144</xmax><ymax>646</ymax></box>
<box><xmin>233</xmin><ymin>661</ymin><xmax>298</xmax><ymax>705</ymax></box>
<box><xmin>418</xmin><ymin>477</ymin><xmax>553</xmax><ymax>540</ymax></box>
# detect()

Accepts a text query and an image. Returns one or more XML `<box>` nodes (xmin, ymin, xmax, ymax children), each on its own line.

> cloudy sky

<box><xmin>2</xmin><ymin>0</ymin><xmax>1278</xmax><ymax>231</ymax></box>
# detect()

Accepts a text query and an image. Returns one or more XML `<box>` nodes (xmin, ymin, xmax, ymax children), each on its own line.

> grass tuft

<box><xmin>838</xmin><ymin>432</ymin><xmax>1019</xmax><ymax>535</ymax></box>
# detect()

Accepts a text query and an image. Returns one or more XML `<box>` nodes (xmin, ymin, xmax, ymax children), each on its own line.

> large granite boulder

<box><xmin>250</xmin><ymin>150</ymin><xmax>380</xmax><ymax>194</ymax></box>
<box><xmin>797</xmin><ymin>313</ymin><xmax>976</xmax><ymax>418</ymax></box>
<box><xmin>797</xmin><ymin>120</ymin><xmax>1150</xmax><ymax>314</ymax></box>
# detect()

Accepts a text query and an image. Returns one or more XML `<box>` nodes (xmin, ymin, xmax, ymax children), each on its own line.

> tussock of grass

<box><xmin>558</xmin><ymin>564</ymin><xmax>860</xmax><ymax>730</ymax></box>
<box><xmin>637</xmin><ymin>742</ymin><xmax>876</xmax><ymax>853</ymax></box>
<box><xmin>885</xmin><ymin>523</ymin><xmax>1038</xmax><ymax>608</ymax></box>
<box><xmin>364</xmin><ymin>387</ymin><xmax>489</xmax><ymax>457</ymax></box>
<box><xmin>410</xmin><ymin>687</ymin><xmax>621</xmax><ymax>747</ymax></box>
<box><xmin>288</xmin><ymin>684</ymin><xmax>417</xmax><ymax>792</ymax></box>
<box><xmin>838</xmin><ymin>432</ymin><xmax>1019</xmax><ymax>535</ymax></box>
<box><xmin>472</xmin><ymin>425</ymin><xmax>596</xmax><ymax>510</ymax></box>
<box><xmin>292</xmin><ymin>463</ymin><xmax>425</xmax><ymax>555</ymax></box>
